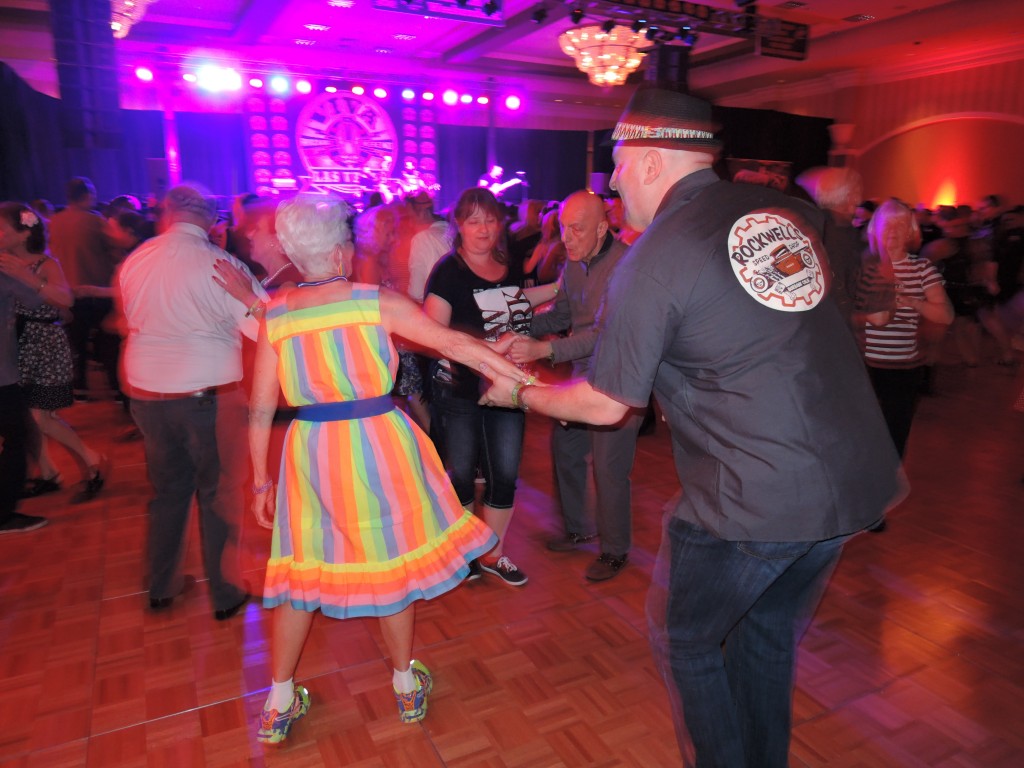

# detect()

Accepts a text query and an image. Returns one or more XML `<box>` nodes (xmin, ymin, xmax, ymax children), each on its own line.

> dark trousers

<box><xmin>867</xmin><ymin>365</ymin><xmax>925</xmax><ymax>458</ymax></box>
<box><xmin>0</xmin><ymin>384</ymin><xmax>29</xmax><ymax>522</ymax></box>
<box><xmin>551</xmin><ymin>409</ymin><xmax>643</xmax><ymax>556</ymax></box>
<box><xmin>130</xmin><ymin>389</ymin><xmax>248</xmax><ymax>610</ymax></box>
<box><xmin>69</xmin><ymin>297</ymin><xmax>120</xmax><ymax>393</ymax></box>
<box><xmin>652</xmin><ymin>517</ymin><xmax>851</xmax><ymax>767</ymax></box>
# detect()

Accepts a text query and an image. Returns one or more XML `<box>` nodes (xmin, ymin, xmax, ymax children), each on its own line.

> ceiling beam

<box><xmin>443</xmin><ymin>4</ymin><xmax>571</xmax><ymax>65</ymax></box>
<box><xmin>232</xmin><ymin>0</ymin><xmax>291</xmax><ymax>44</ymax></box>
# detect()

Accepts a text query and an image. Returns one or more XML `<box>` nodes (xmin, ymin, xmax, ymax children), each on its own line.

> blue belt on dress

<box><xmin>295</xmin><ymin>395</ymin><xmax>395</xmax><ymax>421</ymax></box>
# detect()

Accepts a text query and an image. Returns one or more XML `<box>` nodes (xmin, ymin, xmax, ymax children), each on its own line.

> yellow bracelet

<box><xmin>511</xmin><ymin>381</ymin><xmax>534</xmax><ymax>411</ymax></box>
<box><xmin>245</xmin><ymin>299</ymin><xmax>264</xmax><ymax>317</ymax></box>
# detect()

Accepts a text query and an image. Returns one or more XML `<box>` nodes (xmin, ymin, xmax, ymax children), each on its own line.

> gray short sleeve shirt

<box><xmin>590</xmin><ymin>169</ymin><xmax>900</xmax><ymax>542</ymax></box>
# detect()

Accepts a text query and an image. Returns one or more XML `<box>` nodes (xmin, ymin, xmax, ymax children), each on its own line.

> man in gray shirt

<box><xmin>483</xmin><ymin>86</ymin><xmax>901</xmax><ymax>766</ymax></box>
<box><xmin>508</xmin><ymin>190</ymin><xmax>640</xmax><ymax>581</ymax></box>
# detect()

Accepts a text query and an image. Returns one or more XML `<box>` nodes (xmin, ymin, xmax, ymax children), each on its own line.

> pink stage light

<box><xmin>505</xmin><ymin>95</ymin><xmax>522</xmax><ymax>110</ymax></box>
<box><xmin>422</xmin><ymin>91</ymin><xmax>435</xmax><ymax>101</ymax></box>
<box><xmin>270</xmin><ymin>76</ymin><xmax>289</xmax><ymax>93</ymax></box>
<box><xmin>352</xmin><ymin>85</ymin><xmax>365</xmax><ymax>95</ymax></box>
<box><xmin>249</xmin><ymin>77</ymin><xmax>264</xmax><ymax>88</ymax></box>
<box><xmin>459</xmin><ymin>93</ymin><xmax>473</xmax><ymax>104</ymax></box>
<box><xmin>373</xmin><ymin>87</ymin><xmax>388</xmax><ymax>99</ymax></box>
<box><xmin>296</xmin><ymin>80</ymin><xmax>312</xmax><ymax>94</ymax></box>
<box><xmin>182</xmin><ymin>73</ymin><xmax>198</xmax><ymax>83</ymax></box>
<box><xmin>477</xmin><ymin>96</ymin><xmax>489</xmax><ymax>105</ymax></box>
<box><xmin>325</xmin><ymin>86</ymin><xmax>338</xmax><ymax>93</ymax></box>
<box><xmin>401</xmin><ymin>88</ymin><xmax>415</xmax><ymax>100</ymax></box>
<box><xmin>442</xmin><ymin>90</ymin><xmax>458</xmax><ymax>106</ymax></box>
<box><xmin>135</xmin><ymin>67</ymin><xmax>154</xmax><ymax>82</ymax></box>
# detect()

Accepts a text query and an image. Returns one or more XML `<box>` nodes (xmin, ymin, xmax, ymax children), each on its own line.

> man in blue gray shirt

<box><xmin>483</xmin><ymin>86</ymin><xmax>901</xmax><ymax>766</ymax></box>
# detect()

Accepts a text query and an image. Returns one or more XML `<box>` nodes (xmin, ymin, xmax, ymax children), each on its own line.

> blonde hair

<box><xmin>276</xmin><ymin>195</ymin><xmax>351</xmax><ymax>275</ymax></box>
<box><xmin>867</xmin><ymin>199</ymin><xmax>920</xmax><ymax>258</ymax></box>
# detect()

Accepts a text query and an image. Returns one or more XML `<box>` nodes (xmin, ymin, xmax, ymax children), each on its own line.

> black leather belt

<box><xmin>129</xmin><ymin>381</ymin><xmax>241</xmax><ymax>400</ymax></box>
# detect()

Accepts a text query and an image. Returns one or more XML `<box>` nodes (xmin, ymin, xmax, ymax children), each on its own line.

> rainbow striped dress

<box><xmin>263</xmin><ymin>284</ymin><xmax>497</xmax><ymax>618</ymax></box>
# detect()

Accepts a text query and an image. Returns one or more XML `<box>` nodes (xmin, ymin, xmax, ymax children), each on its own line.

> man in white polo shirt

<box><xmin>119</xmin><ymin>184</ymin><xmax>266</xmax><ymax>620</ymax></box>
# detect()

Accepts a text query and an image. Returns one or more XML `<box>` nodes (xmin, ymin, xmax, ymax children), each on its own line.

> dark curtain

<box><xmin>436</xmin><ymin>125</ymin><xmax>589</xmax><ymax>210</ymax></box>
<box><xmin>0</xmin><ymin>62</ymin><xmax>77</xmax><ymax>203</ymax></box>
<box><xmin>593</xmin><ymin>106</ymin><xmax>832</xmax><ymax>184</ymax></box>
<box><xmin>436</xmin><ymin>125</ymin><xmax>487</xmax><ymax>210</ymax></box>
<box><xmin>0</xmin><ymin>63</ymin><xmax>160</xmax><ymax>204</ymax></box>
<box><xmin>494</xmin><ymin>128</ymin><xmax>589</xmax><ymax>204</ymax></box>
<box><xmin>176</xmin><ymin>112</ymin><xmax>250</xmax><ymax>196</ymax></box>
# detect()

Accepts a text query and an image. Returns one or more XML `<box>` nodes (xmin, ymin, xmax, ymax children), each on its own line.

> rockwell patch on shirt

<box><xmin>728</xmin><ymin>211</ymin><xmax>825</xmax><ymax>312</ymax></box>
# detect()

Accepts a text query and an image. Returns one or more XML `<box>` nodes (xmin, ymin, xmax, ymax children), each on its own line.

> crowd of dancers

<box><xmin>2</xmin><ymin>83</ymin><xmax>1022</xmax><ymax>762</ymax></box>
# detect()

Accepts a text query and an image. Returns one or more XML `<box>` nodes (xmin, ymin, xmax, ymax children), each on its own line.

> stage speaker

<box><xmin>644</xmin><ymin>45</ymin><xmax>693</xmax><ymax>92</ymax></box>
<box><xmin>51</xmin><ymin>0</ymin><xmax>122</xmax><ymax>149</ymax></box>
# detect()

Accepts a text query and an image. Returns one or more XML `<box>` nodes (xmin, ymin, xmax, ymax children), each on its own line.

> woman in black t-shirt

<box><xmin>424</xmin><ymin>188</ymin><xmax>555</xmax><ymax>587</ymax></box>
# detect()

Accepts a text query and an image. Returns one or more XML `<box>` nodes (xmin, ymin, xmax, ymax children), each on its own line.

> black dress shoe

<box><xmin>214</xmin><ymin>594</ymin><xmax>250</xmax><ymax>621</ymax></box>
<box><xmin>148</xmin><ymin>574</ymin><xmax>196</xmax><ymax>611</ymax></box>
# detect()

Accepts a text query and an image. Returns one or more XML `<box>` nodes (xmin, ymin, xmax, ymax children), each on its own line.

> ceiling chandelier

<box><xmin>559</xmin><ymin>24</ymin><xmax>648</xmax><ymax>87</ymax></box>
<box><xmin>111</xmin><ymin>0</ymin><xmax>157</xmax><ymax>40</ymax></box>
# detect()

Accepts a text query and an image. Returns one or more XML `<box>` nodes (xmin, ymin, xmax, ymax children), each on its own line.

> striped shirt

<box><xmin>857</xmin><ymin>255</ymin><xmax>943</xmax><ymax>368</ymax></box>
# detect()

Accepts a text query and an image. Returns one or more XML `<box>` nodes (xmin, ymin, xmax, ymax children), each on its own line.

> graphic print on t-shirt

<box><xmin>473</xmin><ymin>285</ymin><xmax>533</xmax><ymax>340</ymax></box>
<box><xmin>728</xmin><ymin>211</ymin><xmax>825</xmax><ymax>312</ymax></box>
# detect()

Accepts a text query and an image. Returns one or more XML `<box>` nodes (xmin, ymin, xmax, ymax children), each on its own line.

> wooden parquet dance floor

<box><xmin>1</xmin><ymin>360</ymin><xmax>1022</xmax><ymax>767</ymax></box>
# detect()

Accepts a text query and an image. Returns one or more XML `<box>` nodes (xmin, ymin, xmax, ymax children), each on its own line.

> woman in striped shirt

<box><xmin>855</xmin><ymin>199</ymin><xmax>954</xmax><ymax>458</ymax></box>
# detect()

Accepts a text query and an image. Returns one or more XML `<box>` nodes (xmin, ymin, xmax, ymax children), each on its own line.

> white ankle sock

<box><xmin>393</xmin><ymin>665</ymin><xmax>416</xmax><ymax>693</ymax></box>
<box><xmin>266</xmin><ymin>678</ymin><xmax>294</xmax><ymax>712</ymax></box>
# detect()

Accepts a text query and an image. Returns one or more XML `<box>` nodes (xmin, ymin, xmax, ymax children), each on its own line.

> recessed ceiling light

<box><xmin>305</xmin><ymin>24</ymin><xmax>330</xmax><ymax>31</ymax></box>
<box><xmin>393</xmin><ymin>33</ymin><xmax>416</xmax><ymax>41</ymax></box>
<box><xmin>843</xmin><ymin>14</ymin><xmax>876</xmax><ymax>22</ymax></box>
<box><xmin>327</xmin><ymin>0</ymin><xmax>354</xmax><ymax>7</ymax></box>
<box><xmin>375</xmin><ymin>48</ymin><xmax>392</xmax><ymax>54</ymax></box>
<box><xmin>295</xmin><ymin>39</ymin><xmax>316</xmax><ymax>45</ymax></box>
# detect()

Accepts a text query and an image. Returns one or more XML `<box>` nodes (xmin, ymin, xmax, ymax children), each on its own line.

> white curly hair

<box><xmin>275</xmin><ymin>195</ymin><xmax>352</xmax><ymax>277</ymax></box>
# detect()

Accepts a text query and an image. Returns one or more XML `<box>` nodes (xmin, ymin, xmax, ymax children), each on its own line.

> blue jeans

<box><xmin>431</xmin><ymin>388</ymin><xmax>524</xmax><ymax>509</ymax></box>
<box><xmin>650</xmin><ymin>517</ymin><xmax>851</xmax><ymax>767</ymax></box>
<box><xmin>131</xmin><ymin>389</ymin><xmax>248</xmax><ymax>610</ymax></box>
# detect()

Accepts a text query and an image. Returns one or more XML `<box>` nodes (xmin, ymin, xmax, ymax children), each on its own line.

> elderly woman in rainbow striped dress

<box><xmin>247</xmin><ymin>195</ymin><xmax>524</xmax><ymax>744</ymax></box>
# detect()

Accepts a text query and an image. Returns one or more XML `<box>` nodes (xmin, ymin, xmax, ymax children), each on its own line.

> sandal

<box><xmin>71</xmin><ymin>456</ymin><xmax>109</xmax><ymax>504</ymax></box>
<box><xmin>21</xmin><ymin>475</ymin><xmax>62</xmax><ymax>498</ymax></box>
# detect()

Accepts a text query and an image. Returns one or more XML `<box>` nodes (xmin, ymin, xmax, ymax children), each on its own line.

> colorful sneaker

<box><xmin>257</xmin><ymin>685</ymin><xmax>310</xmax><ymax>744</ymax></box>
<box><xmin>479</xmin><ymin>555</ymin><xmax>529</xmax><ymax>587</ymax></box>
<box><xmin>395</xmin><ymin>660</ymin><xmax>433</xmax><ymax>724</ymax></box>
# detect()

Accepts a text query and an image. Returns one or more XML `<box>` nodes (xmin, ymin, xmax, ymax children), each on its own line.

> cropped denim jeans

<box><xmin>431</xmin><ymin>387</ymin><xmax>524</xmax><ymax>509</ymax></box>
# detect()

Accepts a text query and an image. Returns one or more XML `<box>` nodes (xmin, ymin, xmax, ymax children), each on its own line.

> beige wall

<box><xmin>736</xmin><ymin>58</ymin><xmax>1024</xmax><ymax>207</ymax></box>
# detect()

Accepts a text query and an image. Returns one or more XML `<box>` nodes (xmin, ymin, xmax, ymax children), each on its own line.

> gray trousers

<box><xmin>551</xmin><ymin>409</ymin><xmax>643</xmax><ymax>557</ymax></box>
<box><xmin>131</xmin><ymin>388</ymin><xmax>248</xmax><ymax>611</ymax></box>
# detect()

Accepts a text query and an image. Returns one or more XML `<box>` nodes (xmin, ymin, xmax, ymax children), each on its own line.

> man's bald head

<box><xmin>559</xmin><ymin>190</ymin><xmax>609</xmax><ymax>263</ymax></box>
